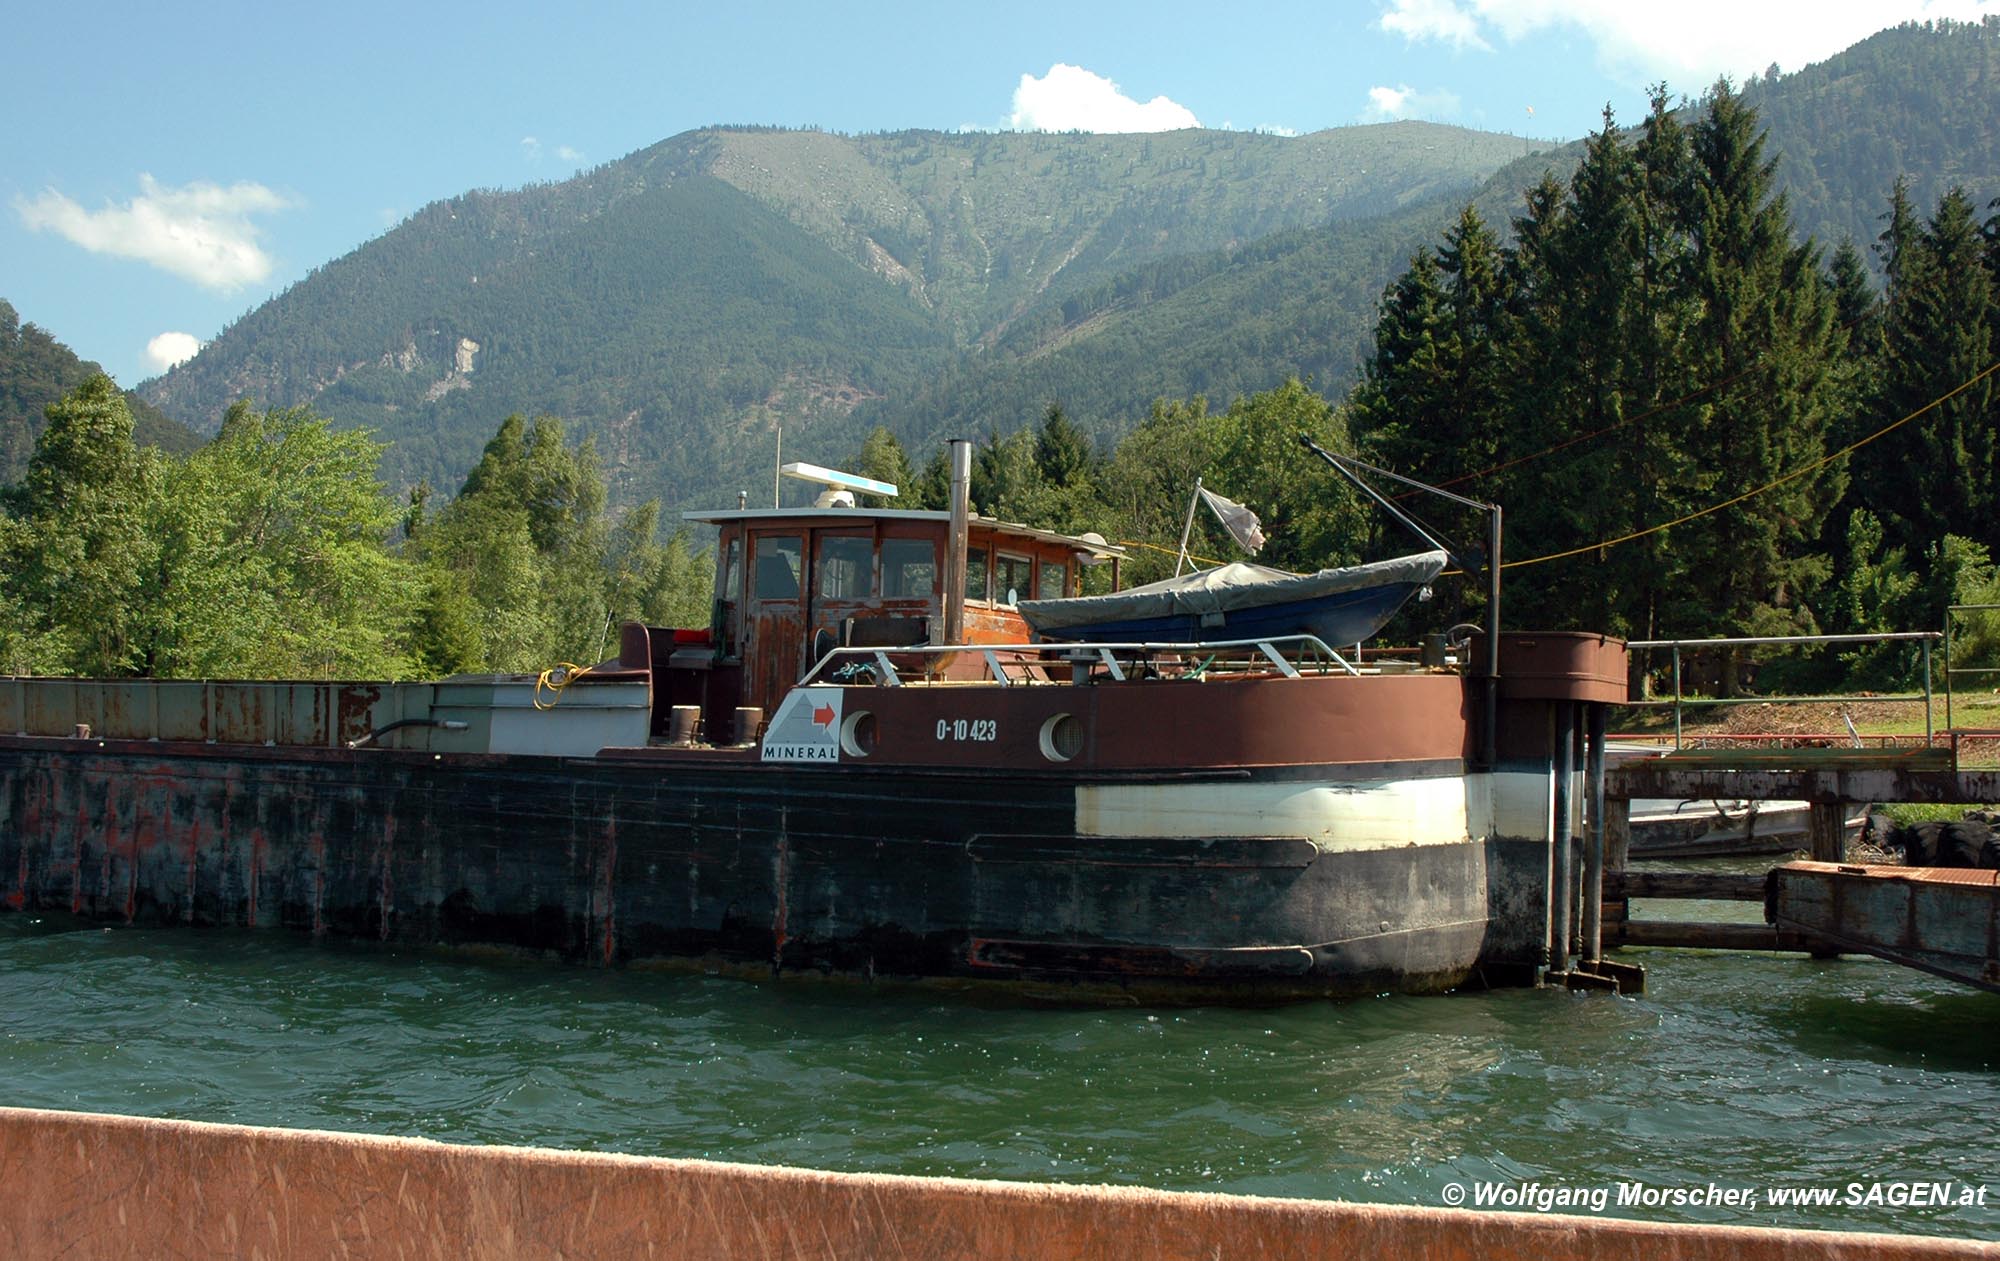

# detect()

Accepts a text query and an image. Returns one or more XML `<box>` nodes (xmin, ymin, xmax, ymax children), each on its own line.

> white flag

<box><xmin>1199</xmin><ymin>486</ymin><xmax>1265</xmax><ymax>554</ymax></box>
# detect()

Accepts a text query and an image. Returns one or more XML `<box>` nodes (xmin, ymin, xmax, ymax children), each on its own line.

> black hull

<box><xmin>1</xmin><ymin>739</ymin><xmax>1497</xmax><ymax>1001</ymax></box>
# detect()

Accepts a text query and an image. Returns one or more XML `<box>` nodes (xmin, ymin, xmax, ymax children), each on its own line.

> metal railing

<box><xmin>1945</xmin><ymin>603</ymin><xmax>2000</xmax><ymax>734</ymax></box>
<box><xmin>797</xmin><ymin>634</ymin><xmax>1359</xmax><ymax>689</ymax></box>
<box><xmin>1625</xmin><ymin>631</ymin><xmax>1942</xmax><ymax>749</ymax></box>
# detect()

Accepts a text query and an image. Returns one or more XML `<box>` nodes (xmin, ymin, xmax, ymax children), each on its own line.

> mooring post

<box><xmin>1807</xmin><ymin>801</ymin><xmax>1848</xmax><ymax>960</ymax></box>
<box><xmin>1583</xmin><ymin>701</ymin><xmax>1606</xmax><ymax>965</ymax></box>
<box><xmin>1603</xmin><ymin>794</ymin><xmax>1630</xmax><ymax>945</ymax></box>
<box><xmin>1809</xmin><ymin>802</ymin><xmax>1846</xmax><ymax>863</ymax></box>
<box><xmin>1550</xmin><ymin>702</ymin><xmax>1576</xmax><ymax>975</ymax></box>
<box><xmin>1570</xmin><ymin>712</ymin><xmax>1587</xmax><ymax>959</ymax></box>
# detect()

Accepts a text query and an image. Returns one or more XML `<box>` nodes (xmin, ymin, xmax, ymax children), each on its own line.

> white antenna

<box><xmin>781</xmin><ymin>462</ymin><xmax>897</xmax><ymax>509</ymax></box>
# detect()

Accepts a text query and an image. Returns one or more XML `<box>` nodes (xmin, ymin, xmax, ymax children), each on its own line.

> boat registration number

<box><xmin>936</xmin><ymin>718</ymin><xmax>998</xmax><ymax>743</ymax></box>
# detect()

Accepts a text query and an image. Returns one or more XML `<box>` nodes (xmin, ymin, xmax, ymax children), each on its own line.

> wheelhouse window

<box><xmin>994</xmin><ymin>553</ymin><xmax>1033</xmax><ymax>606</ymax></box>
<box><xmin>752</xmin><ymin>535</ymin><xmax>802</xmax><ymax>600</ymax></box>
<box><xmin>882</xmin><ymin>538</ymin><xmax>936</xmax><ymax>599</ymax></box>
<box><xmin>965</xmin><ymin>547</ymin><xmax>990</xmax><ymax>602</ymax></box>
<box><xmin>816</xmin><ymin>535</ymin><xmax>874</xmax><ymax>600</ymax></box>
<box><xmin>1037</xmin><ymin>559</ymin><xmax>1068</xmax><ymax>601</ymax></box>
<box><xmin>719</xmin><ymin>536</ymin><xmax>742</xmax><ymax>601</ymax></box>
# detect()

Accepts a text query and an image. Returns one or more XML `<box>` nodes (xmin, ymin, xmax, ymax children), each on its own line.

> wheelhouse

<box><xmin>674</xmin><ymin>506</ymin><xmax>1125</xmax><ymax>728</ymax></box>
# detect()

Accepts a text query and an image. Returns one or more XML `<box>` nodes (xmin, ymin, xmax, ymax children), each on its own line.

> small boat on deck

<box><xmin>1015</xmin><ymin>551</ymin><xmax>1447</xmax><ymax>646</ymax></box>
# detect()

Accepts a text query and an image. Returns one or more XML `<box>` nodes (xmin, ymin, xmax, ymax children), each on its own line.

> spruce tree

<box><xmin>1674</xmin><ymin>81</ymin><xmax>1845</xmax><ymax>678</ymax></box>
<box><xmin>1870</xmin><ymin>187</ymin><xmax>1996</xmax><ymax>569</ymax></box>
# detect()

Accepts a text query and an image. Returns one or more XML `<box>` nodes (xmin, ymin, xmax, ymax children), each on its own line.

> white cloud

<box><xmin>1377</xmin><ymin>0</ymin><xmax>2000</xmax><ymax>87</ymax></box>
<box><xmin>145</xmin><ymin>331</ymin><xmax>202</xmax><ymax>371</ymax></box>
<box><xmin>1363</xmin><ymin>84</ymin><xmax>1464</xmax><ymax>121</ymax></box>
<box><xmin>14</xmin><ymin>174</ymin><xmax>291</xmax><ymax>292</ymax></box>
<box><xmin>1009</xmin><ymin>64</ymin><xmax>1200</xmax><ymax>133</ymax></box>
<box><xmin>1380</xmin><ymin>0</ymin><xmax>1492</xmax><ymax>51</ymax></box>
<box><xmin>523</xmin><ymin>136</ymin><xmax>585</xmax><ymax>166</ymax></box>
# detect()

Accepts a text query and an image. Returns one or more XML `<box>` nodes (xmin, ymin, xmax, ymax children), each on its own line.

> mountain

<box><xmin>860</xmin><ymin>18</ymin><xmax>2000</xmax><ymax>452</ymax></box>
<box><xmin>137</xmin><ymin>123</ymin><xmax>1541</xmax><ymax>506</ymax></box>
<box><xmin>136</xmin><ymin>19</ymin><xmax>2000</xmax><ymax>511</ymax></box>
<box><xmin>2</xmin><ymin>299</ymin><xmax>201</xmax><ymax>487</ymax></box>
<box><xmin>1745</xmin><ymin>16</ymin><xmax>2000</xmax><ymax>255</ymax></box>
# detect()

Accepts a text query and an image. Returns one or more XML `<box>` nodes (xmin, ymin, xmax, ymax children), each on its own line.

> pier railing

<box><xmin>1945</xmin><ymin>602</ymin><xmax>2000</xmax><ymax>737</ymax></box>
<box><xmin>1625</xmin><ymin>631</ymin><xmax>1943</xmax><ymax>751</ymax></box>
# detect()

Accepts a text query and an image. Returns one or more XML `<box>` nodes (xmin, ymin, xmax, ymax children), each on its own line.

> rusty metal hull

<box><xmin>1769</xmin><ymin>861</ymin><xmax>2000</xmax><ymax>993</ymax></box>
<box><xmin>0</xmin><ymin>736</ymin><xmax>1505</xmax><ymax>1000</ymax></box>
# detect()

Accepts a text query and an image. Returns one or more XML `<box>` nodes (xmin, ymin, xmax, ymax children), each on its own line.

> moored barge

<box><xmin>0</xmin><ymin>443</ymin><xmax>1628</xmax><ymax>1000</ymax></box>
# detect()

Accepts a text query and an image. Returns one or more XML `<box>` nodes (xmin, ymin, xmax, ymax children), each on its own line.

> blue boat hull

<box><xmin>1044</xmin><ymin>579</ymin><xmax>1426</xmax><ymax>646</ymax></box>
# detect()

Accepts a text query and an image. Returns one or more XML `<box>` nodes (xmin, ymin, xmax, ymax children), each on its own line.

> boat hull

<box><xmin>0</xmin><ymin>736</ymin><xmax>1496</xmax><ymax>1001</ymax></box>
<box><xmin>1018</xmin><ymin>552</ymin><xmax>1447</xmax><ymax>648</ymax></box>
<box><xmin>1029</xmin><ymin>580</ymin><xmax>1429</xmax><ymax>648</ymax></box>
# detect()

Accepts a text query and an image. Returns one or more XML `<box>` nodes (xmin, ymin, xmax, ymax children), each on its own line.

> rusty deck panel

<box><xmin>1769</xmin><ymin>861</ymin><xmax>2000</xmax><ymax>993</ymax></box>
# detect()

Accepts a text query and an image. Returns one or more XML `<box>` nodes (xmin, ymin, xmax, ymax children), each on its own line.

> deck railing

<box><xmin>1624</xmin><ymin>630</ymin><xmax>1944</xmax><ymax>750</ymax></box>
<box><xmin>798</xmin><ymin>634</ymin><xmax>1360</xmax><ymax>688</ymax></box>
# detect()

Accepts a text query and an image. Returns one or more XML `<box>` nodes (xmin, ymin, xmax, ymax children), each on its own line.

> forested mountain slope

<box><xmin>2</xmin><ymin>299</ymin><xmax>199</xmax><ymax>486</ymax></box>
<box><xmin>133</xmin><ymin>20</ymin><xmax>2000</xmax><ymax>510</ymax></box>
<box><xmin>136</xmin><ymin>123</ymin><xmax>1536</xmax><ymax>505</ymax></box>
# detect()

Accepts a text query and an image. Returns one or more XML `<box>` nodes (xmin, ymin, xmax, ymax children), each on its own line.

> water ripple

<box><xmin>1</xmin><ymin>915</ymin><xmax>1996</xmax><ymax>1239</ymax></box>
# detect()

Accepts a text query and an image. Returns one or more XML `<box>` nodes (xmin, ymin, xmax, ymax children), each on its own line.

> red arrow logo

<box><xmin>812</xmin><ymin>704</ymin><xmax>835</xmax><ymax>729</ymax></box>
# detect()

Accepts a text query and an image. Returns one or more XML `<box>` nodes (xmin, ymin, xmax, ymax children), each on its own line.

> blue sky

<box><xmin>5</xmin><ymin>0</ymin><xmax>1995</xmax><ymax>387</ymax></box>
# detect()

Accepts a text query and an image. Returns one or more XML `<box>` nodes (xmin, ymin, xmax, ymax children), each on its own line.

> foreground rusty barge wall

<box><xmin>0</xmin><ymin>1108</ymin><xmax>1985</xmax><ymax>1261</ymax></box>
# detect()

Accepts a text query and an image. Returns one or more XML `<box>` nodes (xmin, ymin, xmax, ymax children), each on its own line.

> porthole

<box><xmin>840</xmin><ymin>710</ymin><xmax>877</xmax><ymax>758</ymax></box>
<box><xmin>1038</xmin><ymin>712</ymin><xmax>1083</xmax><ymax>762</ymax></box>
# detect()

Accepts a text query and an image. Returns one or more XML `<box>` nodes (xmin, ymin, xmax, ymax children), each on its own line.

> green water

<box><xmin>3</xmin><ymin>908</ymin><xmax>1997</xmax><ymax>1242</ymax></box>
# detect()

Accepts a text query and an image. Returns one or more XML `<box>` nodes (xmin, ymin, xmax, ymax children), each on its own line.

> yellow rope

<box><xmin>533</xmin><ymin>662</ymin><xmax>594</xmax><ymax>710</ymax></box>
<box><xmin>1505</xmin><ymin>359</ymin><xmax>2000</xmax><ymax>570</ymax></box>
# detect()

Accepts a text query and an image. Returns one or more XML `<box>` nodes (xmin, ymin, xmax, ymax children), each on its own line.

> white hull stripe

<box><xmin>1076</xmin><ymin>777</ymin><xmax>1471</xmax><ymax>853</ymax></box>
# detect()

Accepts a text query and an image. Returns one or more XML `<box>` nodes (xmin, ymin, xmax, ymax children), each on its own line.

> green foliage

<box><xmin>1856</xmin><ymin>187</ymin><xmax>1995</xmax><ymax>564</ymax></box>
<box><xmin>1</xmin><ymin>376</ymin><xmax>162</xmax><ymax>675</ymax></box>
<box><xmin>1099</xmin><ymin>396</ymin><xmax>1225</xmax><ymax>584</ymax></box>
<box><xmin>1092</xmin><ymin>381</ymin><xmax>1364</xmax><ymax>585</ymax></box>
<box><xmin>0</xmin><ymin>299</ymin><xmax>200</xmax><ymax>488</ymax></box>
<box><xmin>143</xmin><ymin>402</ymin><xmax>418</xmax><ymax>679</ymax></box>
<box><xmin>1673</xmin><ymin>83</ymin><xmax>1845</xmax><ymax>654</ymax></box>
<box><xmin>416</xmin><ymin>414</ymin><xmax>712</xmax><ymax>673</ymax></box>
<box><xmin>1827</xmin><ymin>509</ymin><xmax>1926</xmax><ymax>686</ymax></box>
<box><xmin>3</xmin><ymin>386</ymin><xmax>710</xmax><ymax>682</ymax></box>
<box><xmin>1933</xmin><ymin>537</ymin><xmax>2000</xmax><ymax>675</ymax></box>
<box><xmin>851</xmin><ymin>425</ymin><xmax>914</xmax><ymax>507</ymax></box>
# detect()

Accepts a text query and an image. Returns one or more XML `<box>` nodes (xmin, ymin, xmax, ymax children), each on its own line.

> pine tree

<box><xmin>1869</xmin><ymin>187</ymin><xmax>1996</xmax><ymax>569</ymax></box>
<box><xmin>1674</xmin><ymin>81</ymin><xmax>1845</xmax><ymax>680</ymax></box>
<box><xmin>1504</xmin><ymin>109</ymin><xmax>1648</xmax><ymax>634</ymax></box>
<box><xmin>853</xmin><ymin>425</ymin><xmax>914</xmax><ymax>508</ymax></box>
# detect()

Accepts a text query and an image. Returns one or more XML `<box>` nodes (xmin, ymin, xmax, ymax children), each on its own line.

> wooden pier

<box><xmin>1590</xmin><ymin>755</ymin><xmax>2000</xmax><ymax>991</ymax></box>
